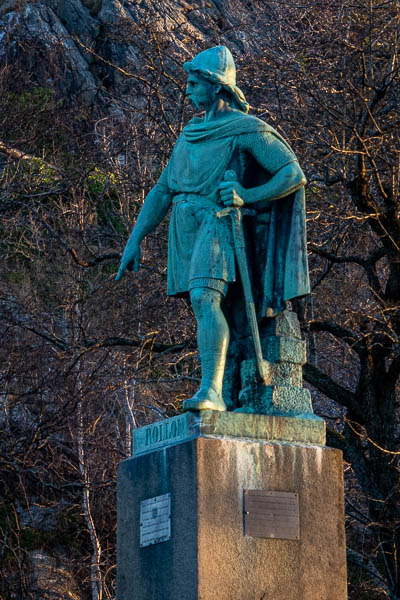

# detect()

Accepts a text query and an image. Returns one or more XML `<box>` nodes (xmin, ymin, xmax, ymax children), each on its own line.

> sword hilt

<box><xmin>216</xmin><ymin>170</ymin><xmax>256</xmax><ymax>218</ymax></box>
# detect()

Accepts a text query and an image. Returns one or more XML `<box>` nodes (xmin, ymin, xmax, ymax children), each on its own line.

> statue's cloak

<box><xmin>166</xmin><ymin>111</ymin><xmax>310</xmax><ymax>317</ymax></box>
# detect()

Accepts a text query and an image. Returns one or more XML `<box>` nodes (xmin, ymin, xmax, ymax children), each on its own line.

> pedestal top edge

<box><xmin>132</xmin><ymin>411</ymin><xmax>326</xmax><ymax>457</ymax></box>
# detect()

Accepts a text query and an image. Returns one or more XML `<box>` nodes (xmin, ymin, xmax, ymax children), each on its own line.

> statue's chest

<box><xmin>173</xmin><ymin>137</ymin><xmax>234</xmax><ymax>188</ymax></box>
<box><xmin>188</xmin><ymin>137</ymin><xmax>230</xmax><ymax>167</ymax></box>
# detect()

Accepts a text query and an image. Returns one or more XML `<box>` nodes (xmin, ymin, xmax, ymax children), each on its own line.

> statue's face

<box><xmin>186</xmin><ymin>73</ymin><xmax>216</xmax><ymax>109</ymax></box>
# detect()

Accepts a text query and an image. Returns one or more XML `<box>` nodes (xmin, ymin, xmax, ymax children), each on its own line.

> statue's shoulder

<box><xmin>236</xmin><ymin>112</ymin><xmax>266</xmax><ymax>125</ymax></box>
<box><xmin>235</xmin><ymin>112</ymin><xmax>280</xmax><ymax>135</ymax></box>
<box><xmin>223</xmin><ymin>111</ymin><xmax>268</xmax><ymax>127</ymax></box>
<box><xmin>236</xmin><ymin>113</ymin><xmax>295</xmax><ymax>154</ymax></box>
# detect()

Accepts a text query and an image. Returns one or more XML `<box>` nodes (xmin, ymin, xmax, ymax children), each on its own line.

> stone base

<box><xmin>118</xmin><ymin>421</ymin><xmax>347</xmax><ymax>600</ymax></box>
<box><xmin>238</xmin><ymin>381</ymin><xmax>313</xmax><ymax>415</ymax></box>
<box><xmin>237</xmin><ymin>310</ymin><xmax>313</xmax><ymax>416</ymax></box>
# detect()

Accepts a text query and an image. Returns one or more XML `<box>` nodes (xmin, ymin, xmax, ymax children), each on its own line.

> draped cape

<box><xmin>165</xmin><ymin>112</ymin><xmax>310</xmax><ymax>316</ymax></box>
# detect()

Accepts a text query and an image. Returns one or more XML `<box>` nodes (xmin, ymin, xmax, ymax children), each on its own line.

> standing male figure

<box><xmin>116</xmin><ymin>46</ymin><xmax>309</xmax><ymax>412</ymax></box>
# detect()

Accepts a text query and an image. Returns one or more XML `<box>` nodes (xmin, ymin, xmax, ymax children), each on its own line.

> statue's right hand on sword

<box><xmin>218</xmin><ymin>171</ymin><xmax>246</xmax><ymax>208</ymax></box>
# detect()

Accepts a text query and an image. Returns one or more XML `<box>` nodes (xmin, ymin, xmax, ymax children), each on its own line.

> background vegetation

<box><xmin>1</xmin><ymin>0</ymin><xmax>399</xmax><ymax>598</ymax></box>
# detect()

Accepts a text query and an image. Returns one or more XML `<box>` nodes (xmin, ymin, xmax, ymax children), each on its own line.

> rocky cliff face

<box><xmin>0</xmin><ymin>0</ymin><xmax>255</xmax><ymax>106</ymax></box>
<box><xmin>0</xmin><ymin>3</ymin><xmax>262</xmax><ymax>598</ymax></box>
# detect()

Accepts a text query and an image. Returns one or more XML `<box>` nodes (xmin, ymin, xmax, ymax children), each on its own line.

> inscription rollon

<box><xmin>133</xmin><ymin>414</ymin><xmax>188</xmax><ymax>456</ymax></box>
<box><xmin>140</xmin><ymin>493</ymin><xmax>171</xmax><ymax>548</ymax></box>
<box><xmin>244</xmin><ymin>490</ymin><xmax>300</xmax><ymax>541</ymax></box>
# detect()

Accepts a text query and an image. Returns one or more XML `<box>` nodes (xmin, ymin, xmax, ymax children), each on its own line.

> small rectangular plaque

<box><xmin>140</xmin><ymin>493</ymin><xmax>171</xmax><ymax>548</ymax></box>
<box><xmin>244</xmin><ymin>490</ymin><xmax>300</xmax><ymax>540</ymax></box>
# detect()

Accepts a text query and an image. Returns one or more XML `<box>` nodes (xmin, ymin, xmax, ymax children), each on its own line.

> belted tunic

<box><xmin>158</xmin><ymin>111</ymin><xmax>310</xmax><ymax>316</ymax></box>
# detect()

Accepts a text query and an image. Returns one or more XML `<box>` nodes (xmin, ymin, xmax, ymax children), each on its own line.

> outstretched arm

<box><xmin>115</xmin><ymin>183</ymin><xmax>173</xmax><ymax>280</ymax></box>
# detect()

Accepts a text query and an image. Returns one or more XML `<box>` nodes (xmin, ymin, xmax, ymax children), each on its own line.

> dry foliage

<box><xmin>0</xmin><ymin>1</ymin><xmax>399</xmax><ymax>598</ymax></box>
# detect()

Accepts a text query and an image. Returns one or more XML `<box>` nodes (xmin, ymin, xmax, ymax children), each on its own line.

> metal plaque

<box><xmin>244</xmin><ymin>490</ymin><xmax>300</xmax><ymax>540</ymax></box>
<box><xmin>140</xmin><ymin>493</ymin><xmax>171</xmax><ymax>548</ymax></box>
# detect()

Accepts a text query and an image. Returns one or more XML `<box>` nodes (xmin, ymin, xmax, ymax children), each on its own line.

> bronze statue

<box><xmin>116</xmin><ymin>46</ymin><xmax>309</xmax><ymax>413</ymax></box>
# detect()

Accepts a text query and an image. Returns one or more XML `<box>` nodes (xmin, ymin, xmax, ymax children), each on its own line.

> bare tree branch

<box><xmin>303</xmin><ymin>362</ymin><xmax>360</xmax><ymax>416</ymax></box>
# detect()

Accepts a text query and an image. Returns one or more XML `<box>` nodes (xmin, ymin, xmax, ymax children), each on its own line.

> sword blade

<box><xmin>230</xmin><ymin>208</ymin><xmax>268</xmax><ymax>385</ymax></box>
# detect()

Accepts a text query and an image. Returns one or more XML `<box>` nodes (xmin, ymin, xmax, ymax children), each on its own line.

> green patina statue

<box><xmin>116</xmin><ymin>46</ymin><xmax>310</xmax><ymax>413</ymax></box>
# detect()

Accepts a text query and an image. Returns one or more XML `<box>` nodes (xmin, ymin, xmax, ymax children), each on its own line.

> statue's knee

<box><xmin>190</xmin><ymin>288</ymin><xmax>206</xmax><ymax>315</ymax></box>
<box><xmin>190</xmin><ymin>287</ymin><xmax>220</xmax><ymax>316</ymax></box>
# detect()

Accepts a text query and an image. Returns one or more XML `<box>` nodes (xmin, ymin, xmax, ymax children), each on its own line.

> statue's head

<box><xmin>184</xmin><ymin>46</ymin><xmax>249</xmax><ymax>113</ymax></box>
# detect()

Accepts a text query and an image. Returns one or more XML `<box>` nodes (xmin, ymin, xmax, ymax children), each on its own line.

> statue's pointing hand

<box><xmin>218</xmin><ymin>170</ymin><xmax>246</xmax><ymax>207</ymax></box>
<box><xmin>115</xmin><ymin>240</ymin><xmax>142</xmax><ymax>280</ymax></box>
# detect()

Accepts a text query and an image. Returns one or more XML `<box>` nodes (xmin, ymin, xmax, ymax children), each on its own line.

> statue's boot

<box><xmin>183</xmin><ymin>385</ymin><xmax>226</xmax><ymax>412</ymax></box>
<box><xmin>185</xmin><ymin>287</ymin><xmax>229</xmax><ymax>412</ymax></box>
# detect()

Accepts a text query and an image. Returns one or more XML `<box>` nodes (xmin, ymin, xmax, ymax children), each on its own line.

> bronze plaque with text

<box><xmin>244</xmin><ymin>490</ymin><xmax>300</xmax><ymax>540</ymax></box>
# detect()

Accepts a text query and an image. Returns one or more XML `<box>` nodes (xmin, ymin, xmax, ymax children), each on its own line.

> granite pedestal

<box><xmin>117</xmin><ymin>411</ymin><xmax>347</xmax><ymax>600</ymax></box>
